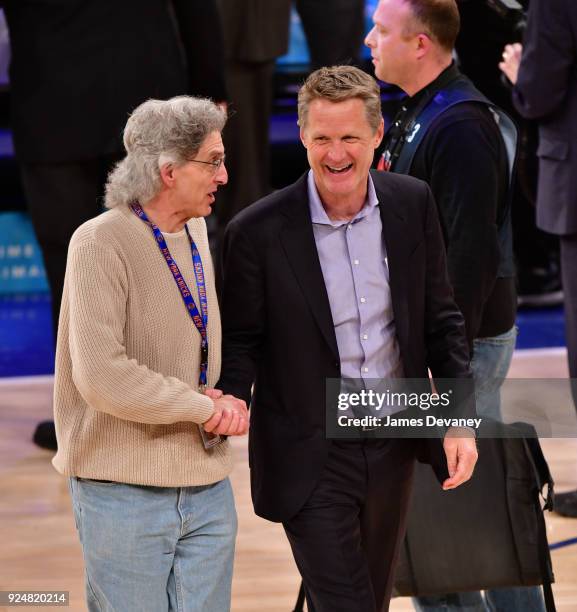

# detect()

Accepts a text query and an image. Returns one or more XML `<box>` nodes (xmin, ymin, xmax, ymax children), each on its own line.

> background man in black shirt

<box><xmin>366</xmin><ymin>1</ymin><xmax>545</xmax><ymax>610</ymax></box>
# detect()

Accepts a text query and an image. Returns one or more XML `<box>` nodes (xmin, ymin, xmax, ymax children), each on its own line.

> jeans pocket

<box><xmin>68</xmin><ymin>478</ymin><xmax>82</xmax><ymax>535</ymax></box>
<box><xmin>76</xmin><ymin>477</ymin><xmax>117</xmax><ymax>487</ymax></box>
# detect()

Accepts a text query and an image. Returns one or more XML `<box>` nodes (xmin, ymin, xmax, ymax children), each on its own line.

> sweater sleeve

<box><xmin>65</xmin><ymin>237</ymin><xmax>215</xmax><ymax>425</ymax></box>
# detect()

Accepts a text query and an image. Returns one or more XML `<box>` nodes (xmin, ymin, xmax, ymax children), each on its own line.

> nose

<box><xmin>365</xmin><ymin>26</ymin><xmax>375</xmax><ymax>49</ymax></box>
<box><xmin>215</xmin><ymin>160</ymin><xmax>228</xmax><ymax>185</ymax></box>
<box><xmin>326</xmin><ymin>141</ymin><xmax>347</xmax><ymax>163</ymax></box>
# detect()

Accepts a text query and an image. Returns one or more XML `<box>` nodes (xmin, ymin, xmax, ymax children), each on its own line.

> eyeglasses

<box><xmin>188</xmin><ymin>155</ymin><xmax>226</xmax><ymax>174</ymax></box>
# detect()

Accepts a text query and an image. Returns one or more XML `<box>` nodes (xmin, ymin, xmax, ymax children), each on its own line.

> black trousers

<box><xmin>560</xmin><ymin>235</ymin><xmax>577</xmax><ymax>408</ymax></box>
<box><xmin>283</xmin><ymin>439</ymin><xmax>416</xmax><ymax>612</ymax></box>
<box><xmin>20</xmin><ymin>156</ymin><xmax>120</xmax><ymax>340</ymax></box>
<box><xmin>295</xmin><ymin>0</ymin><xmax>365</xmax><ymax>69</ymax></box>
<box><xmin>216</xmin><ymin>60</ymin><xmax>276</xmax><ymax>230</ymax></box>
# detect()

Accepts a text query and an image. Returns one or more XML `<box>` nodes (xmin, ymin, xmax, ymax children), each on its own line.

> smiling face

<box><xmin>172</xmin><ymin>130</ymin><xmax>227</xmax><ymax>218</ymax></box>
<box><xmin>300</xmin><ymin>97</ymin><xmax>384</xmax><ymax>212</ymax></box>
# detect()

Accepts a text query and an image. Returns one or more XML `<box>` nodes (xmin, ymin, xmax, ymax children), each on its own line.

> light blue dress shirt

<box><xmin>308</xmin><ymin>170</ymin><xmax>404</xmax><ymax>385</ymax></box>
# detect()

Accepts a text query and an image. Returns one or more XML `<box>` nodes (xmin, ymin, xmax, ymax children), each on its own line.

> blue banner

<box><xmin>0</xmin><ymin>212</ymin><xmax>49</xmax><ymax>294</ymax></box>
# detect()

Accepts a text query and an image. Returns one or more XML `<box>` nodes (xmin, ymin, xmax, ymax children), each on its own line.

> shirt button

<box><xmin>363</xmin><ymin>367</ymin><xmax>369</xmax><ymax>373</ymax></box>
<box><xmin>360</xmin><ymin>297</ymin><xmax>366</xmax><ymax>303</ymax></box>
<box><xmin>362</xmin><ymin>334</ymin><xmax>368</xmax><ymax>340</ymax></box>
<box><xmin>353</xmin><ymin>259</ymin><xmax>359</xmax><ymax>265</ymax></box>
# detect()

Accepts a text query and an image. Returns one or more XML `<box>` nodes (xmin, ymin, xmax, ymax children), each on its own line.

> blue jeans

<box><xmin>69</xmin><ymin>477</ymin><xmax>237</xmax><ymax>612</ymax></box>
<box><xmin>413</xmin><ymin>327</ymin><xmax>545</xmax><ymax>612</ymax></box>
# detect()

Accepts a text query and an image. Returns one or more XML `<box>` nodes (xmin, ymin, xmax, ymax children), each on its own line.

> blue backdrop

<box><xmin>278</xmin><ymin>1</ymin><xmax>379</xmax><ymax>66</ymax></box>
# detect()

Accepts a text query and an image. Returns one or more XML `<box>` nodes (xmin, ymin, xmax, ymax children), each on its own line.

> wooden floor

<box><xmin>1</xmin><ymin>350</ymin><xmax>577</xmax><ymax>612</ymax></box>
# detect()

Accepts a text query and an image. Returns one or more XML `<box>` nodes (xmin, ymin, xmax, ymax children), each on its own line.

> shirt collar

<box><xmin>307</xmin><ymin>169</ymin><xmax>379</xmax><ymax>227</ymax></box>
<box><xmin>404</xmin><ymin>61</ymin><xmax>459</xmax><ymax>113</ymax></box>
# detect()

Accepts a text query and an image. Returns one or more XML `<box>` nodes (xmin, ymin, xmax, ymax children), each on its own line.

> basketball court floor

<box><xmin>1</xmin><ymin>347</ymin><xmax>576</xmax><ymax>611</ymax></box>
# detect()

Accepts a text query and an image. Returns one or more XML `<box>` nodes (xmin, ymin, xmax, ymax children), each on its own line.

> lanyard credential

<box><xmin>131</xmin><ymin>202</ymin><xmax>221</xmax><ymax>449</ymax></box>
<box><xmin>130</xmin><ymin>202</ymin><xmax>209</xmax><ymax>388</ymax></box>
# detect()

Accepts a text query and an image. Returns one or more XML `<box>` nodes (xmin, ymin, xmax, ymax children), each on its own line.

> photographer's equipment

<box><xmin>393</xmin><ymin>422</ymin><xmax>556</xmax><ymax>612</ymax></box>
<box><xmin>292</xmin><ymin>422</ymin><xmax>555</xmax><ymax>612</ymax></box>
<box><xmin>486</xmin><ymin>0</ymin><xmax>527</xmax><ymax>40</ymax></box>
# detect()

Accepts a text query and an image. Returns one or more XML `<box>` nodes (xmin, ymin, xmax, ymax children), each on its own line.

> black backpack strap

<box><xmin>524</xmin><ymin>437</ymin><xmax>556</xmax><ymax>612</ymax></box>
<box><xmin>525</xmin><ymin>437</ymin><xmax>555</xmax><ymax>510</ymax></box>
<box><xmin>535</xmin><ymin>494</ymin><xmax>556</xmax><ymax>612</ymax></box>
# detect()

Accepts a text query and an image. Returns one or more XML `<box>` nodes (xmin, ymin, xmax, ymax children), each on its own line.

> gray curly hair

<box><xmin>105</xmin><ymin>96</ymin><xmax>227</xmax><ymax>209</ymax></box>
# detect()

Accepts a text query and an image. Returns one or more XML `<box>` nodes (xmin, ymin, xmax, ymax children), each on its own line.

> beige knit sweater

<box><xmin>52</xmin><ymin>204</ymin><xmax>232</xmax><ymax>486</ymax></box>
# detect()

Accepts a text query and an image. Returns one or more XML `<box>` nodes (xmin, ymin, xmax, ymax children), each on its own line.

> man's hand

<box><xmin>499</xmin><ymin>43</ymin><xmax>523</xmax><ymax>85</ymax></box>
<box><xmin>203</xmin><ymin>388</ymin><xmax>223</xmax><ymax>400</ymax></box>
<box><xmin>203</xmin><ymin>393</ymin><xmax>249</xmax><ymax>436</ymax></box>
<box><xmin>442</xmin><ymin>427</ymin><xmax>478</xmax><ymax>490</ymax></box>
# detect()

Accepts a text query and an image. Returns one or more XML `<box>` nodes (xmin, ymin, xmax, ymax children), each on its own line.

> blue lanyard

<box><xmin>130</xmin><ymin>202</ymin><xmax>209</xmax><ymax>387</ymax></box>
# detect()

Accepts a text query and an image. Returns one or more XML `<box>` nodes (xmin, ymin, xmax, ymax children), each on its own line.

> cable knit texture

<box><xmin>52</xmin><ymin>204</ymin><xmax>231</xmax><ymax>486</ymax></box>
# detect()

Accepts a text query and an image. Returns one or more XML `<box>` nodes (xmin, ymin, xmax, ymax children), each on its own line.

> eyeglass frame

<box><xmin>187</xmin><ymin>155</ymin><xmax>226</xmax><ymax>173</ymax></box>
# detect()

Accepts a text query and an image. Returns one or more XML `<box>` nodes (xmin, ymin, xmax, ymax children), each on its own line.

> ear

<box><xmin>159</xmin><ymin>163</ymin><xmax>176</xmax><ymax>189</ymax></box>
<box><xmin>415</xmin><ymin>33</ymin><xmax>432</xmax><ymax>59</ymax></box>
<box><xmin>299</xmin><ymin>127</ymin><xmax>309</xmax><ymax>149</ymax></box>
<box><xmin>373</xmin><ymin>117</ymin><xmax>385</xmax><ymax>148</ymax></box>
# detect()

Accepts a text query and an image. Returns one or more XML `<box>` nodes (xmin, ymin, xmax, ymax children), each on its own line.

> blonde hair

<box><xmin>298</xmin><ymin>65</ymin><xmax>382</xmax><ymax>133</ymax></box>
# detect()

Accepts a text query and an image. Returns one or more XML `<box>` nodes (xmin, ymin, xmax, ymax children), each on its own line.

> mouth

<box><xmin>326</xmin><ymin>163</ymin><xmax>353</xmax><ymax>175</ymax></box>
<box><xmin>208</xmin><ymin>192</ymin><xmax>216</xmax><ymax>203</ymax></box>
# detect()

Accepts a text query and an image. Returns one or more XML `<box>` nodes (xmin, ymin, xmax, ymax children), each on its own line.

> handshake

<box><xmin>202</xmin><ymin>388</ymin><xmax>249</xmax><ymax>436</ymax></box>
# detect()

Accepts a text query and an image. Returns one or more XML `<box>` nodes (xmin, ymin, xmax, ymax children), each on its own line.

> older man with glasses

<box><xmin>52</xmin><ymin>96</ymin><xmax>248</xmax><ymax>612</ymax></box>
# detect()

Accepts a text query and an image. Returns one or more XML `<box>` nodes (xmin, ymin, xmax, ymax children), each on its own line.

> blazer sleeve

<box><xmin>421</xmin><ymin>183</ymin><xmax>472</xmax><ymax>381</ymax></box>
<box><xmin>420</xmin><ymin>183</ymin><xmax>475</xmax><ymax>424</ymax></box>
<box><xmin>513</xmin><ymin>0</ymin><xmax>575</xmax><ymax>120</ymax></box>
<box><xmin>217</xmin><ymin>218</ymin><xmax>266</xmax><ymax>405</ymax></box>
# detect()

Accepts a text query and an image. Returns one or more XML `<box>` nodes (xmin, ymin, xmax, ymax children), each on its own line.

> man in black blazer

<box><xmin>219</xmin><ymin>66</ymin><xmax>478</xmax><ymax>611</ymax></box>
<box><xmin>2</xmin><ymin>0</ymin><xmax>227</xmax><ymax>339</ymax></box>
<box><xmin>500</xmin><ymin>0</ymin><xmax>577</xmax><ymax>517</ymax></box>
<box><xmin>215</xmin><ymin>0</ymin><xmax>292</xmax><ymax>230</ymax></box>
<box><xmin>295</xmin><ymin>0</ymin><xmax>366</xmax><ymax>70</ymax></box>
<box><xmin>3</xmin><ymin>0</ymin><xmax>227</xmax><ymax>450</ymax></box>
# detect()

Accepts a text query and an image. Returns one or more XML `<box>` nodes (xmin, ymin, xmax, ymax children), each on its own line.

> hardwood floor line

<box><xmin>1</xmin><ymin>350</ymin><xmax>577</xmax><ymax>611</ymax></box>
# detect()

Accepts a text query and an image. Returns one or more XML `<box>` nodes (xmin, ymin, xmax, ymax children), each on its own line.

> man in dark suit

<box><xmin>367</xmin><ymin>2</ymin><xmax>547</xmax><ymax>610</ymax></box>
<box><xmin>2</xmin><ymin>0</ymin><xmax>227</xmax><ymax>449</ymax></box>
<box><xmin>295</xmin><ymin>0</ymin><xmax>366</xmax><ymax>70</ymax></box>
<box><xmin>215</xmin><ymin>0</ymin><xmax>292</xmax><ymax>229</ymax></box>
<box><xmin>3</xmin><ymin>0</ymin><xmax>226</xmax><ymax>338</ymax></box>
<box><xmin>500</xmin><ymin>0</ymin><xmax>577</xmax><ymax>518</ymax></box>
<box><xmin>215</xmin><ymin>0</ymin><xmax>366</xmax><ymax>231</ymax></box>
<box><xmin>218</xmin><ymin>65</ymin><xmax>478</xmax><ymax>612</ymax></box>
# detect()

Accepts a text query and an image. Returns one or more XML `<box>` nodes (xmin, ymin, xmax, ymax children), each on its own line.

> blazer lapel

<box><xmin>374</xmin><ymin>174</ymin><xmax>411</xmax><ymax>362</ymax></box>
<box><xmin>279</xmin><ymin>176</ymin><xmax>340</xmax><ymax>361</ymax></box>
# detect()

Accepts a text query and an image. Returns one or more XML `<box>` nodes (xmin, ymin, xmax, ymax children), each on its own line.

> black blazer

<box><xmin>3</xmin><ymin>0</ymin><xmax>227</xmax><ymax>163</ymax></box>
<box><xmin>512</xmin><ymin>0</ymin><xmax>577</xmax><ymax>235</ymax></box>
<box><xmin>219</xmin><ymin>171</ymin><xmax>471</xmax><ymax>522</ymax></box>
<box><xmin>217</xmin><ymin>0</ymin><xmax>292</xmax><ymax>64</ymax></box>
